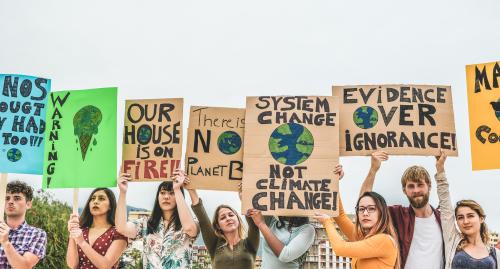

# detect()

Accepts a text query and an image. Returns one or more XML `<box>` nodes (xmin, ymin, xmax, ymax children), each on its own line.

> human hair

<box><xmin>6</xmin><ymin>180</ymin><xmax>33</xmax><ymax>201</ymax></box>
<box><xmin>212</xmin><ymin>205</ymin><xmax>246</xmax><ymax>241</ymax></box>
<box><xmin>147</xmin><ymin>181</ymin><xmax>182</xmax><ymax>234</ymax></box>
<box><xmin>455</xmin><ymin>199</ymin><xmax>489</xmax><ymax>251</ymax></box>
<box><xmin>400</xmin><ymin>165</ymin><xmax>431</xmax><ymax>189</ymax></box>
<box><xmin>356</xmin><ymin>192</ymin><xmax>400</xmax><ymax>269</ymax></box>
<box><xmin>79</xmin><ymin>188</ymin><xmax>117</xmax><ymax>228</ymax></box>
<box><xmin>276</xmin><ymin>216</ymin><xmax>309</xmax><ymax>232</ymax></box>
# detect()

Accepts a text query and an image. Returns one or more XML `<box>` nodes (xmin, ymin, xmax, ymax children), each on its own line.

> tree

<box><xmin>26</xmin><ymin>190</ymin><xmax>71</xmax><ymax>269</ymax></box>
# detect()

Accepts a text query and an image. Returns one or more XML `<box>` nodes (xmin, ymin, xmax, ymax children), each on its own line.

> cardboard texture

<box><xmin>185</xmin><ymin>106</ymin><xmax>244</xmax><ymax>191</ymax></box>
<box><xmin>0</xmin><ymin>74</ymin><xmax>51</xmax><ymax>174</ymax></box>
<box><xmin>332</xmin><ymin>85</ymin><xmax>458</xmax><ymax>156</ymax></box>
<box><xmin>43</xmin><ymin>87</ymin><xmax>117</xmax><ymax>188</ymax></box>
<box><xmin>242</xmin><ymin>96</ymin><xmax>339</xmax><ymax>217</ymax></box>
<box><xmin>466</xmin><ymin>61</ymin><xmax>500</xmax><ymax>170</ymax></box>
<box><xmin>122</xmin><ymin>98</ymin><xmax>183</xmax><ymax>181</ymax></box>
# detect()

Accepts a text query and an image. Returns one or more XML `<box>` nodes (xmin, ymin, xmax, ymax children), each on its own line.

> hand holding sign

<box><xmin>435</xmin><ymin>149</ymin><xmax>447</xmax><ymax>174</ymax></box>
<box><xmin>370</xmin><ymin>151</ymin><xmax>388</xmax><ymax>172</ymax></box>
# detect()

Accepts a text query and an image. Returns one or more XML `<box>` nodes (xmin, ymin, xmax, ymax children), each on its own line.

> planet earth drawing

<box><xmin>137</xmin><ymin>125</ymin><xmax>152</xmax><ymax>144</ymax></box>
<box><xmin>217</xmin><ymin>131</ymin><xmax>242</xmax><ymax>155</ymax></box>
<box><xmin>7</xmin><ymin>148</ymin><xmax>22</xmax><ymax>162</ymax></box>
<box><xmin>353</xmin><ymin>106</ymin><xmax>378</xmax><ymax>129</ymax></box>
<box><xmin>268</xmin><ymin>123</ymin><xmax>314</xmax><ymax>165</ymax></box>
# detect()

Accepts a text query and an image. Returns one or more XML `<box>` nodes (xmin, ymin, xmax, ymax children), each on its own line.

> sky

<box><xmin>1</xmin><ymin>0</ymin><xmax>499</xmax><ymax>232</ymax></box>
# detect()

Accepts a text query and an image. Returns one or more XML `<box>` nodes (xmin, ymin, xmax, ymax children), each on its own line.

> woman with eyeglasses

<box><xmin>434</xmin><ymin>151</ymin><xmax>499</xmax><ymax>269</ymax></box>
<box><xmin>314</xmin><ymin>164</ymin><xmax>400</xmax><ymax>269</ymax></box>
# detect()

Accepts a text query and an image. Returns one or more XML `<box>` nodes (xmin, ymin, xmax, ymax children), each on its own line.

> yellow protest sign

<box><xmin>466</xmin><ymin>61</ymin><xmax>500</xmax><ymax>170</ymax></box>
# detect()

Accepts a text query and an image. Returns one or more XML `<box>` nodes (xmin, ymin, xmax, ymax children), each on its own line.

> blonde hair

<box><xmin>212</xmin><ymin>205</ymin><xmax>247</xmax><ymax>241</ymax></box>
<box><xmin>400</xmin><ymin>165</ymin><xmax>431</xmax><ymax>189</ymax></box>
<box><xmin>455</xmin><ymin>200</ymin><xmax>489</xmax><ymax>251</ymax></box>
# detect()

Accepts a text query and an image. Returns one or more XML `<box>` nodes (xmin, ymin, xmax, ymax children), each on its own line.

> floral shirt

<box><xmin>134</xmin><ymin>217</ymin><xmax>198</xmax><ymax>269</ymax></box>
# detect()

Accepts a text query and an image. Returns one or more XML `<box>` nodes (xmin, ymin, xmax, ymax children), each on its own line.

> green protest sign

<box><xmin>43</xmin><ymin>87</ymin><xmax>117</xmax><ymax>188</ymax></box>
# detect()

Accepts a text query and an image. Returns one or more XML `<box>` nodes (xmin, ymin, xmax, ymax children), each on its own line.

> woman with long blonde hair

<box><xmin>436</xmin><ymin>151</ymin><xmax>499</xmax><ymax>269</ymax></box>
<box><xmin>314</xmin><ymin>165</ymin><xmax>400</xmax><ymax>269</ymax></box>
<box><xmin>185</xmin><ymin>173</ymin><xmax>259</xmax><ymax>269</ymax></box>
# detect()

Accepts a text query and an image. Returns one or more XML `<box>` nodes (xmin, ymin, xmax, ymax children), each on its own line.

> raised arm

<box><xmin>249</xmin><ymin>210</ymin><xmax>284</xmax><ymax>257</ymax></box>
<box><xmin>190</xmin><ymin>194</ymin><xmax>218</xmax><ymax>257</ymax></box>
<box><xmin>172</xmin><ymin>170</ymin><xmax>199</xmax><ymax>238</ymax></box>
<box><xmin>115</xmin><ymin>173</ymin><xmax>138</xmax><ymax>239</ymax></box>
<box><xmin>434</xmin><ymin>150</ymin><xmax>458</xmax><ymax>242</ymax></box>
<box><xmin>359</xmin><ymin>151</ymin><xmax>388</xmax><ymax>197</ymax></box>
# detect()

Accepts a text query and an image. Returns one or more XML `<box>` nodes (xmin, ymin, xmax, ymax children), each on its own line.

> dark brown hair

<box><xmin>79</xmin><ymin>188</ymin><xmax>117</xmax><ymax>228</ymax></box>
<box><xmin>7</xmin><ymin>180</ymin><xmax>33</xmax><ymax>201</ymax></box>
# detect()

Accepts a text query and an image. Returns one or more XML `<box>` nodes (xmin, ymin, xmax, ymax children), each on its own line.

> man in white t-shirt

<box><xmin>358</xmin><ymin>150</ymin><xmax>446</xmax><ymax>269</ymax></box>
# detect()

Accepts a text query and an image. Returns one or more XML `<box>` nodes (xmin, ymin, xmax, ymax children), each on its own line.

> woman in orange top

<box><xmin>314</xmin><ymin>165</ymin><xmax>400</xmax><ymax>269</ymax></box>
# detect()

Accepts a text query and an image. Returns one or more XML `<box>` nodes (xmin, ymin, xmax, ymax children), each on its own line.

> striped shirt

<box><xmin>0</xmin><ymin>221</ymin><xmax>47</xmax><ymax>268</ymax></box>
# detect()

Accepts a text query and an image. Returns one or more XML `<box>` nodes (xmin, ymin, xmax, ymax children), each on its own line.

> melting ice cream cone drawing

<box><xmin>73</xmin><ymin>105</ymin><xmax>102</xmax><ymax>161</ymax></box>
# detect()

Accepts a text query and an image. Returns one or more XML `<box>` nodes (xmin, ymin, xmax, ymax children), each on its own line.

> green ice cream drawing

<box><xmin>73</xmin><ymin>105</ymin><xmax>102</xmax><ymax>161</ymax></box>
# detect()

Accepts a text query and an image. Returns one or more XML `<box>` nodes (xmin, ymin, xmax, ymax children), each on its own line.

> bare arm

<box><xmin>173</xmin><ymin>170</ymin><xmax>199</xmax><ymax>238</ymax></box>
<box><xmin>115</xmin><ymin>173</ymin><xmax>138</xmax><ymax>238</ymax></box>
<box><xmin>359</xmin><ymin>151</ymin><xmax>388</xmax><ymax>197</ymax></box>
<box><xmin>73</xmin><ymin>232</ymin><xmax>127</xmax><ymax>269</ymax></box>
<box><xmin>249</xmin><ymin>210</ymin><xmax>284</xmax><ymax>257</ymax></box>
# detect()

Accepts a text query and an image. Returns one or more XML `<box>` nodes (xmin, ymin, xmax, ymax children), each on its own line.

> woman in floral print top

<box><xmin>115</xmin><ymin>170</ymin><xmax>199</xmax><ymax>269</ymax></box>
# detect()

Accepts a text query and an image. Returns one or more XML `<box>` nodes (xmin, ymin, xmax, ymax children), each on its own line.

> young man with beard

<box><xmin>0</xmin><ymin>181</ymin><xmax>47</xmax><ymax>268</ymax></box>
<box><xmin>359</xmin><ymin>150</ymin><xmax>446</xmax><ymax>269</ymax></box>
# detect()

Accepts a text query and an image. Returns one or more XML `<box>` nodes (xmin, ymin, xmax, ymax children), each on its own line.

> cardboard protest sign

<box><xmin>332</xmin><ymin>85</ymin><xmax>458</xmax><ymax>156</ymax></box>
<box><xmin>185</xmin><ymin>106</ymin><xmax>244</xmax><ymax>191</ymax></box>
<box><xmin>0</xmin><ymin>74</ymin><xmax>51</xmax><ymax>174</ymax></box>
<box><xmin>466</xmin><ymin>61</ymin><xmax>500</xmax><ymax>170</ymax></box>
<box><xmin>43</xmin><ymin>87</ymin><xmax>117</xmax><ymax>188</ymax></box>
<box><xmin>122</xmin><ymin>98</ymin><xmax>183</xmax><ymax>181</ymax></box>
<box><xmin>242</xmin><ymin>96</ymin><xmax>340</xmax><ymax>217</ymax></box>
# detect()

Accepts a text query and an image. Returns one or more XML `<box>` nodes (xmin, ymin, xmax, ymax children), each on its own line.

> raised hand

<box><xmin>334</xmin><ymin>164</ymin><xmax>344</xmax><ymax>180</ymax></box>
<box><xmin>118</xmin><ymin>173</ymin><xmax>132</xmax><ymax>193</ymax></box>
<box><xmin>370</xmin><ymin>151</ymin><xmax>388</xmax><ymax>172</ymax></box>
<box><xmin>247</xmin><ymin>209</ymin><xmax>265</xmax><ymax>227</ymax></box>
<box><xmin>313</xmin><ymin>213</ymin><xmax>331</xmax><ymax>224</ymax></box>
<box><xmin>435</xmin><ymin>149</ymin><xmax>447</xmax><ymax>174</ymax></box>
<box><xmin>172</xmin><ymin>169</ymin><xmax>188</xmax><ymax>190</ymax></box>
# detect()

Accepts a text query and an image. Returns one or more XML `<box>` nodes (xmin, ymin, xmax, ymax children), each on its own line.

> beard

<box><xmin>407</xmin><ymin>192</ymin><xmax>430</xmax><ymax>209</ymax></box>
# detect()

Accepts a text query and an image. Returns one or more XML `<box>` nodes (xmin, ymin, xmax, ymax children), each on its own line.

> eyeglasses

<box><xmin>356</xmin><ymin>206</ymin><xmax>377</xmax><ymax>214</ymax></box>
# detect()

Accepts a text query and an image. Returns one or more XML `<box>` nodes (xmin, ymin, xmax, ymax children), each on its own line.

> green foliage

<box><xmin>25</xmin><ymin>190</ymin><xmax>71</xmax><ymax>269</ymax></box>
<box><xmin>119</xmin><ymin>246</ymin><xmax>143</xmax><ymax>269</ymax></box>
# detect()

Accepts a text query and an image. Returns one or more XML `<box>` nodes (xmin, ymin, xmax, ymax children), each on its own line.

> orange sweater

<box><xmin>320</xmin><ymin>198</ymin><xmax>398</xmax><ymax>269</ymax></box>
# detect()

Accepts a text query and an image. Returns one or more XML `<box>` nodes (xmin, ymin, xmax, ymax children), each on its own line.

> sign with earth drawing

<box><xmin>466</xmin><ymin>61</ymin><xmax>500</xmax><ymax>170</ymax></box>
<box><xmin>332</xmin><ymin>85</ymin><xmax>458</xmax><ymax>156</ymax></box>
<box><xmin>42</xmin><ymin>87</ymin><xmax>117</xmax><ymax>188</ymax></box>
<box><xmin>0</xmin><ymin>74</ymin><xmax>51</xmax><ymax>174</ymax></box>
<box><xmin>122</xmin><ymin>98</ymin><xmax>183</xmax><ymax>181</ymax></box>
<box><xmin>242</xmin><ymin>96</ymin><xmax>340</xmax><ymax>217</ymax></box>
<box><xmin>185</xmin><ymin>106</ymin><xmax>244</xmax><ymax>191</ymax></box>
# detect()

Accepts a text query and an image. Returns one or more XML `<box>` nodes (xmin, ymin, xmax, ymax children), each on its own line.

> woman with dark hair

<box><xmin>247</xmin><ymin>210</ymin><xmax>315</xmax><ymax>269</ymax></box>
<box><xmin>435</xmin><ymin>151</ymin><xmax>499</xmax><ymax>269</ymax></box>
<box><xmin>115</xmin><ymin>170</ymin><xmax>199</xmax><ymax>269</ymax></box>
<box><xmin>66</xmin><ymin>188</ymin><xmax>128</xmax><ymax>269</ymax></box>
<box><xmin>184</xmin><ymin>173</ymin><xmax>259</xmax><ymax>269</ymax></box>
<box><xmin>314</xmin><ymin>165</ymin><xmax>400</xmax><ymax>269</ymax></box>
